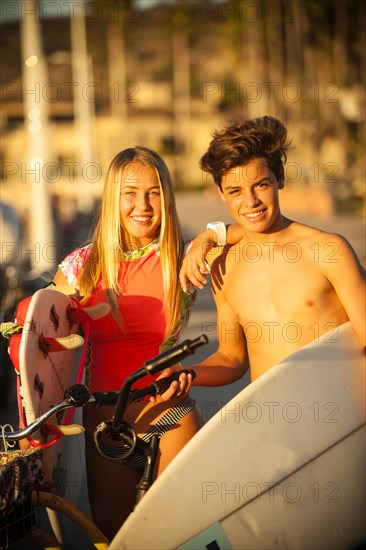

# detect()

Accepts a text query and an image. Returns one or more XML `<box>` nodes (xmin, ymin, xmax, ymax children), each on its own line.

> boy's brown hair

<box><xmin>200</xmin><ymin>116</ymin><xmax>291</xmax><ymax>190</ymax></box>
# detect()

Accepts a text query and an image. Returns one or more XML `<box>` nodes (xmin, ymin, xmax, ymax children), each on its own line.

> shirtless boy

<box><xmin>165</xmin><ymin>115</ymin><xmax>365</xmax><ymax>394</ymax></box>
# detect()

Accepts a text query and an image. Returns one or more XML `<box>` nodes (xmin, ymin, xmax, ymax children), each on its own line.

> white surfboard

<box><xmin>110</xmin><ymin>321</ymin><xmax>365</xmax><ymax>550</ymax></box>
<box><xmin>18</xmin><ymin>287</ymin><xmax>86</xmax><ymax>506</ymax></box>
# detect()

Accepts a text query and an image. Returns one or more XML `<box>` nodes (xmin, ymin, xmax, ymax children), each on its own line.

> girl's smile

<box><xmin>120</xmin><ymin>162</ymin><xmax>162</xmax><ymax>248</ymax></box>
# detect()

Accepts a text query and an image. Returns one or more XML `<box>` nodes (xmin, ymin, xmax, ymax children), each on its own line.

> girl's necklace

<box><xmin>123</xmin><ymin>239</ymin><xmax>159</xmax><ymax>260</ymax></box>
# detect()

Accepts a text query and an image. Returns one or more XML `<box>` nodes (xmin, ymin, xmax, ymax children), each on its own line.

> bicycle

<box><xmin>1</xmin><ymin>335</ymin><xmax>208</xmax><ymax>549</ymax></box>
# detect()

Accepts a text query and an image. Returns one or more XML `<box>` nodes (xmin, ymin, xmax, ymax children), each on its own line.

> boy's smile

<box><xmin>219</xmin><ymin>157</ymin><xmax>284</xmax><ymax>235</ymax></box>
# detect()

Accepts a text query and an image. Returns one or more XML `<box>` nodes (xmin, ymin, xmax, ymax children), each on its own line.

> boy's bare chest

<box><xmin>218</xmin><ymin>249</ymin><xmax>332</xmax><ymax>325</ymax></box>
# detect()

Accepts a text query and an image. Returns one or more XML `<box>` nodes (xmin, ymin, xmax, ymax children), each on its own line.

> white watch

<box><xmin>206</xmin><ymin>221</ymin><xmax>227</xmax><ymax>246</ymax></box>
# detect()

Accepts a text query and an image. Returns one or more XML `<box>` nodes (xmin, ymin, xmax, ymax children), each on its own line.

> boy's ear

<box><xmin>278</xmin><ymin>166</ymin><xmax>285</xmax><ymax>189</ymax></box>
<box><xmin>217</xmin><ymin>186</ymin><xmax>227</xmax><ymax>203</ymax></box>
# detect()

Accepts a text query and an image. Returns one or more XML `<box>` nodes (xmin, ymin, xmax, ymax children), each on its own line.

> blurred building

<box><xmin>1</xmin><ymin>0</ymin><xmax>365</xmax><ymax>220</ymax></box>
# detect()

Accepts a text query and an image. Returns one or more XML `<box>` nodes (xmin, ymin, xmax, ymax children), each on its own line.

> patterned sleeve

<box><xmin>161</xmin><ymin>289</ymin><xmax>197</xmax><ymax>351</ymax></box>
<box><xmin>58</xmin><ymin>245</ymin><xmax>92</xmax><ymax>285</ymax></box>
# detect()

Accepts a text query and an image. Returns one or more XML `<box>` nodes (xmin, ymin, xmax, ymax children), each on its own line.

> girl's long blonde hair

<box><xmin>77</xmin><ymin>147</ymin><xmax>184</xmax><ymax>340</ymax></box>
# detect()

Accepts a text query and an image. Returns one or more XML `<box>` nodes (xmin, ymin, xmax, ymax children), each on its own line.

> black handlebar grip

<box><xmin>152</xmin><ymin>369</ymin><xmax>196</xmax><ymax>395</ymax></box>
<box><xmin>93</xmin><ymin>390</ymin><xmax>120</xmax><ymax>407</ymax></box>
<box><xmin>143</xmin><ymin>335</ymin><xmax>208</xmax><ymax>376</ymax></box>
<box><xmin>65</xmin><ymin>384</ymin><xmax>90</xmax><ymax>406</ymax></box>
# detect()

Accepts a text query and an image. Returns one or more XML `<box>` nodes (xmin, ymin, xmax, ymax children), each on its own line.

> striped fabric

<box><xmin>86</xmin><ymin>396</ymin><xmax>195</xmax><ymax>468</ymax></box>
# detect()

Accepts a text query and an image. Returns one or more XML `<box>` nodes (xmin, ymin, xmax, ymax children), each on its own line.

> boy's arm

<box><xmin>180</xmin><ymin>223</ymin><xmax>243</xmax><ymax>291</ymax></box>
<box><xmin>189</xmin><ymin>285</ymin><xmax>248</xmax><ymax>386</ymax></box>
<box><xmin>180</xmin><ymin>229</ymin><xmax>218</xmax><ymax>291</ymax></box>
<box><xmin>321</xmin><ymin>234</ymin><xmax>366</xmax><ymax>350</ymax></box>
<box><xmin>159</xmin><ymin>273</ymin><xmax>248</xmax><ymax>400</ymax></box>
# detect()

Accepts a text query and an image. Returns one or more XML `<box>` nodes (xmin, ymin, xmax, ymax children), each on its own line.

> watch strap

<box><xmin>206</xmin><ymin>221</ymin><xmax>227</xmax><ymax>246</ymax></box>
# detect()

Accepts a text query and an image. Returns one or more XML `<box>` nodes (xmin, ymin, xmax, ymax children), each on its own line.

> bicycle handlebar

<box><xmin>143</xmin><ymin>335</ymin><xmax>208</xmax><ymax>375</ymax></box>
<box><xmin>3</xmin><ymin>384</ymin><xmax>90</xmax><ymax>442</ymax></box>
<box><xmin>93</xmin><ymin>368</ymin><xmax>196</xmax><ymax>407</ymax></box>
<box><xmin>111</xmin><ymin>335</ymin><xmax>208</xmax><ymax>432</ymax></box>
<box><xmin>3</xmin><ymin>335</ymin><xmax>208</xmax><ymax>443</ymax></box>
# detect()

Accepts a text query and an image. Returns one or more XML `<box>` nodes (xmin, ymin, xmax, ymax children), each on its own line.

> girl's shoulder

<box><xmin>59</xmin><ymin>244</ymin><xmax>92</xmax><ymax>285</ymax></box>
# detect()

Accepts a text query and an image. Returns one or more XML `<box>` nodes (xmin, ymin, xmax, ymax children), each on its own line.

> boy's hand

<box><xmin>180</xmin><ymin>234</ymin><xmax>216</xmax><ymax>292</ymax></box>
<box><xmin>150</xmin><ymin>364</ymin><xmax>195</xmax><ymax>402</ymax></box>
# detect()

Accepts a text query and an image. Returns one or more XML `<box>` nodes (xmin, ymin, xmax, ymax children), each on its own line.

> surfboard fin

<box><xmin>38</xmin><ymin>334</ymin><xmax>85</xmax><ymax>354</ymax></box>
